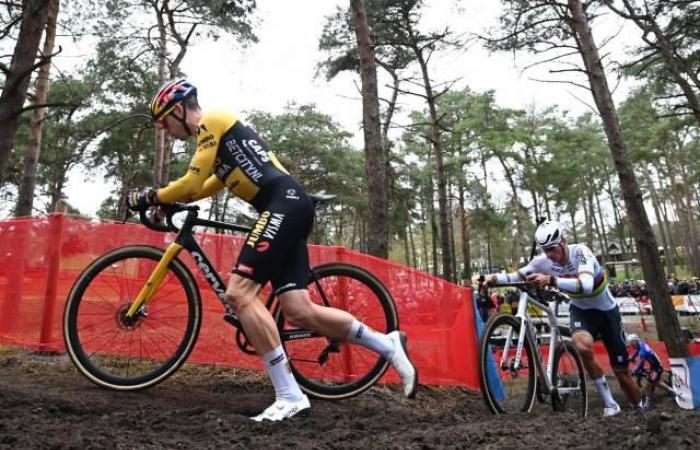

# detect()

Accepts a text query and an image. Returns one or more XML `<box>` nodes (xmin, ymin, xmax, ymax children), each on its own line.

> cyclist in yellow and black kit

<box><xmin>126</xmin><ymin>79</ymin><xmax>417</xmax><ymax>422</ymax></box>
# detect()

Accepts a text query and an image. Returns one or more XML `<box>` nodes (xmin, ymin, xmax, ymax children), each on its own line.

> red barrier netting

<box><xmin>0</xmin><ymin>214</ymin><xmax>479</xmax><ymax>389</ymax></box>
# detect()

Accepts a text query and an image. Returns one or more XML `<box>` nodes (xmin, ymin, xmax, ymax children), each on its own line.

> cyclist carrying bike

<box><xmin>627</xmin><ymin>334</ymin><xmax>678</xmax><ymax>407</ymax></box>
<box><xmin>126</xmin><ymin>78</ymin><xmax>418</xmax><ymax>421</ymax></box>
<box><xmin>473</xmin><ymin>220</ymin><xmax>643</xmax><ymax>416</ymax></box>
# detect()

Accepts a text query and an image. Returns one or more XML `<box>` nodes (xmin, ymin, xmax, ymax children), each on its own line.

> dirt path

<box><xmin>1</xmin><ymin>349</ymin><xmax>698</xmax><ymax>449</ymax></box>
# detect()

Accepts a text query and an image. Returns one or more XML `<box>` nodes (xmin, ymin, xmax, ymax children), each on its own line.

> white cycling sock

<box><xmin>346</xmin><ymin>319</ymin><xmax>394</xmax><ymax>358</ymax></box>
<box><xmin>593</xmin><ymin>376</ymin><xmax>617</xmax><ymax>408</ymax></box>
<box><xmin>263</xmin><ymin>345</ymin><xmax>304</xmax><ymax>401</ymax></box>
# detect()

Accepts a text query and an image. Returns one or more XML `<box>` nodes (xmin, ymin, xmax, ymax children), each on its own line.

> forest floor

<box><xmin>1</xmin><ymin>347</ymin><xmax>699</xmax><ymax>449</ymax></box>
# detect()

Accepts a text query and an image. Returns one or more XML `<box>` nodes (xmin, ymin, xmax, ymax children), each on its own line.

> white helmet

<box><xmin>535</xmin><ymin>220</ymin><xmax>564</xmax><ymax>248</ymax></box>
<box><xmin>627</xmin><ymin>333</ymin><xmax>639</xmax><ymax>344</ymax></box>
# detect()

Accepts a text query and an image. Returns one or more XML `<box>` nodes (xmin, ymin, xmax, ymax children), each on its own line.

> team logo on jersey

<box><xmin>577</xmin><ymin>254</ymin><xmax>587</xmax><ymax>264</ymax></box>
<box><xmin>199</xmin><ymin>134</ymin><xmax>216</xmax><ymax>149</ymax></box>
<box><xmin>225</xmin><ymin>139</ymin><xmax>264</xmax><ymax>182</ymax></box>
<box><xmin>286</xmin><ymin>189</ymin><xmax>299</xmax><ymax>200</ymax></box>
<box><xmin>243</xmin><ymin>139</ymin><xmax>269</xmax><ymax>162</ymax></box>
<box><xmin>236</xmin><ymin>263</ymin><xmax>254</xmax><ymax>275</ymax></box>
<box><xmin>256</xmin><ymin>241</ymin><xmax>271</xmax><ymax>252</ymax></box>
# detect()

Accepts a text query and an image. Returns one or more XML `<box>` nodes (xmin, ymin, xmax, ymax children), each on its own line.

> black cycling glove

<box><xmin>126</xmin><ymin>188</ymin><xmax>159</xmax><ymax>211</ymax></box>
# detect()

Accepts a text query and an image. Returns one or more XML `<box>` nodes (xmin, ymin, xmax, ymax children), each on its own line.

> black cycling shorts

<box><xmin>232</xmin><ymin>176</ymin><xmax>314</xmax><ymax>295</ymax></box>
<box><xmin>569</xmin><ymin>305</ymin><xmax>629</xmax><ymax>369</ymax></box>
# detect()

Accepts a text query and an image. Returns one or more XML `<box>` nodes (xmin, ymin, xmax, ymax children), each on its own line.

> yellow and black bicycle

<box><xmin>63</xmin><ymin>195</ymin><xmax>398</xmax><ymax>400</ymax></box>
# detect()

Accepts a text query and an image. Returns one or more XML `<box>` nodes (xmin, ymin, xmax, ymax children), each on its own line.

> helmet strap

<box><xmin>173</xmin><ymin>104</ymin><xmax>194</xmax><ymax>136</ymax></box>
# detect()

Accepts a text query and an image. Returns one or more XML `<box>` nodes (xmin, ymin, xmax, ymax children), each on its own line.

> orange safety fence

<box><xmin>0</xmin><ymin>214</ymin><xmax>479</xmax><ymax>389</ymax></box>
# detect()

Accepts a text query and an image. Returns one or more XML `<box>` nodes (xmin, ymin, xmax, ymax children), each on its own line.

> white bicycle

<box><xmin>478</xmin><ymin>281</ymin><xmax>588</xmax><ymax>417</ymax></box>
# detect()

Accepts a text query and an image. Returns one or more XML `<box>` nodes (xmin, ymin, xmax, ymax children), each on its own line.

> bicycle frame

<box><xmin>125</xmin><ymin>210</ymin><xmax>249</xmax><ymax>320</ymax></box>
<box><xmin>501</xmin><ymin>288</ymin><xmax>578</xmax><ymax>397</ymax></box>
<box><xmin>123</xmin><ymin>207</ymin><xmax>328</xmax><ymax>345</ymax></box>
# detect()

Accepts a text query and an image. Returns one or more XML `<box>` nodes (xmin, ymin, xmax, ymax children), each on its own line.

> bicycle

<box><xmin>478</xmin><ymin>281</ymin><xmax>588</xmax><ymax>417</ymax></box>
<box><xmin>62</xmin><ymin>194</ymin><xmax>399</xmax><ymax>400</ymax></box>
<box><xmin>632</xmin><ymin>366</ymin><xmax>682</xmax><ymax>406</ymax></box>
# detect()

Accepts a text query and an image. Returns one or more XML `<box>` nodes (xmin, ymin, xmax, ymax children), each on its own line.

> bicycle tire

<box><xmin>275</xmin><ymin>263</ymin><xmax>398</xmax><ymax>400</ymax></box>
<box><xmin>551</xmin><ymin>340</ymin><xmax>588</xmax><ymax>417</ymax></box>
<box><xmin>63</xmin><ymin>245</ymin><xmax>202</xmax><ymax>390</ymax></box>
<box><xmin>479</xmin><ymin>313</ymin><xmax>537</xmax><ymax>414</ymax></box>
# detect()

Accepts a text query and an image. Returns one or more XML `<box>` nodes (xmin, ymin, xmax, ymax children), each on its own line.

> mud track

<box><xmin>1</xmin><ymin>349</ymin><xmax>698</xmax><ymax>449</ymax></box>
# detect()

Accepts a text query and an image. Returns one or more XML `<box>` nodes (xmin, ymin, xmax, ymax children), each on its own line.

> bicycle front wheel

<box><xmin>551</xmin><ymin>340</ymin><xmax>588</xmax><ymax>417</ymax></box>
<box><xmin>63</xmin><ymin>245</ymin><xmax>202</xmax><ymax>390</ymax></box>
<box><xmin>479</xmin><ymin>314</ymin><xmax>537</xmax><ymax>414</ymax></box>
<box><xmin>276</xmin><ymin>263</ymin><xmax>398</xmax><ymax>400</ymax></box>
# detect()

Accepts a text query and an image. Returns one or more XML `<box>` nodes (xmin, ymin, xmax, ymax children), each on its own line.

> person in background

<box><xmin>473</xmin><ymin>220</ymin><xmax>643</xmax><ymax>416</ymax></box>
<box><xmin>627</xmin><ymin>334</ymin><xmax>679</xmax><ymax>409</ymax></box>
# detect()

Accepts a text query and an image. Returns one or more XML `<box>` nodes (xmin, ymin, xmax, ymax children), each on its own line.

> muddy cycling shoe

<box><xmin>251</xmin><ymin>395</ymin><xmax>311</xmax><ymax>422</ymax></box>
<box><xmin>603</xmin><ymin>402</ymin><xmax>621</xmax><ymax>417</ymax></box>
<box><xmin>388</xmin><ymin>330</ymin><xmax>418</xmax><ymax>398</ymax></box>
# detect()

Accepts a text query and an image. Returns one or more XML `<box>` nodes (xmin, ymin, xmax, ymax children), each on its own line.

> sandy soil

<box><xmin>1</xmin><ymin>348</ymin><xmax>698</xmax><ymax>449</ymax></box>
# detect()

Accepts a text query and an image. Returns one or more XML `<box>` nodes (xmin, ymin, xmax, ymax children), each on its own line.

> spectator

<box><xmin>507</xmin><ymin>290</ymin><xmax>520</xmax><ymax>315</ymax></box>
<box><xmin>476</xmin><ymin>291</ymin><xmax>494</xmax><ymax>323</ymax></box>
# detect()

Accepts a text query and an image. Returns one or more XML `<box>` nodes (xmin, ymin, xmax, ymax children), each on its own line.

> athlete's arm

<box><xmin>490</xmin><ymin>259</ymin><xmax>541</xmax><ymax>285</ymax></box>
<box><xmin>551</xmin><ymin>246</ymin><xmax>596</xmax><ymax>294</ymax></box>
<box><xmin>189</xmin><ymin>175</ymin><xmax>225</xmax><ymax>201</ymax></box>
<box><xmin>490</xmin><ymin>271</ymin><xmax>524</xmax><ymax>285</ymax></box>
<box><xmin>156</xmin><ymin>145</ymin><xmax>217</xmax><ymax>203</ymax></box>
<box><xmin>552</xmin><ymin>273</ymin><xmax>594</xmax><ymax>295</ymax></box>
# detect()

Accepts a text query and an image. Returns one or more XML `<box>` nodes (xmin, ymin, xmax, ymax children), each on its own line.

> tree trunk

<box><xmin>663</xmin><ymin>148</ymin><xmax>695</xmax><ymax>274</ymax></box>
<box><xmin>153</xmin><ymin>15</ymin><xmax>167</xmax><ymax>188</ymax></box>
<box><xmin>569</xmin><ymin>207</ymin><xmax>579</xmax><ymax>243</ymax></box>
<box><xmin>419</xmin><ymin>202</ymin><xmax>429</xmax><ymax>272</ymax></box>
<box><xmin>603</xmin><ymin>164</ymin><xmax>628</xmax><ymax>254</ymax></box>
<box><xmin>496</xmin><ymin>153</ymin><xmax>525</xmax><ymax>260</ymax></box>
<box><xmin>407</xmin><ymin>215</ymin><xmax>417</xmax><ymax>268</ymax></box>
<box><xmin>351</xmin><ymin>0</ymin><xmax>388</xmax><ymax>258</ymax></box>
<box><xmin>430</xmin><ymin>190</ymin><xmax>439</xmax><ymax>277</ymax></box>
<box><xmin>448</xmin><ymin>195</ymin><xmax>457</xmax><ymax>281</ymax></box>
<box><xmin>677</xmin><ymin>137</ymin><xmax>700</xmax><ymax>276</ymax></box>
<box><xmin>568</xmin><ymin>0</ymin><xmax>688</xmax><ymax>357</ymax></box>
<box><xmin>643</xmin><ymin>166</ymin><xmax>675</xmax><ymax>275</ymax></box>
<box><xmin>459</xmin><ymin>184</ymin><xmax>471</xmax><ymax>281</ymax></box>
<box><xmin>594</xmin><ymin>188</ymin><xmax>609</xmax><ymax>262</ymax></box>
<box><xmin>582</xmin><ymin>182</ymin><xmax>594</xmax><ymax>248</ymax></box>
<box><xmin>16</xmin><ymin>0</ymin><xmax>59</xmax><ymax>217</ymax></box>
<box><xmin>0</xmin><ymin>0</ymin><xmax>52</xmax><ymax>183</ymax></box>
<box><xmin>422</xmin><ymin>79</ymin><xmax>452</xmax><ymax>279</ymax></box>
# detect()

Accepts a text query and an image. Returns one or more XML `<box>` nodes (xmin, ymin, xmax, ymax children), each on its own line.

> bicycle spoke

<box><xmin>552</xmin><ymin>342</ymin><xmax>587</xmax><ymax>417</ymax></box>
<box><xmin>280</xmin><ymin>264</ymin><xmax>397</xmax><ymax>400</ymax></box>
<box><xmin>64</xmin><ymin>247</ymin><xmax>201</xmax><ymax>390</ymax></box>
<box><xmin>480</xmin><ymin>315</ymin><xmax>536</xmax><ymax>414</ymax></box>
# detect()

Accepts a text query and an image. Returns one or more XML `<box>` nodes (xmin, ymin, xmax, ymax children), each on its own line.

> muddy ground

<box><xmin>1</xmin><ymin>348</ymin><xmax>698</xmax><ymax>450</ymax></box>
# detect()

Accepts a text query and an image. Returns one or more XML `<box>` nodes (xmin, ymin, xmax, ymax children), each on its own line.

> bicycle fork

<box><xmin>124</xmin><ymin>243</ymin><xmax>184</xmax><ymax>319</ymax></box>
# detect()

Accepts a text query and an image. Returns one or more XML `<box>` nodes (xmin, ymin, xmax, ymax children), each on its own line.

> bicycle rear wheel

<box><xmin>551</xmin><ymin>340</ymin><xmax>587</xmax><ymax>417</ymax></box>
<box><xmin>276</xmin><ymin>263</ymin><xmax>398</xmax><ymax>400</ymax></box>
<box><xmin>479</xmin><ymin>314</ymin><xmax>537</xmax><ymax>414</ymax></box>
<box><xmin>63</xmin><ymin>245</ymin><xmax>202</xmax><ymax>390</ymax></box>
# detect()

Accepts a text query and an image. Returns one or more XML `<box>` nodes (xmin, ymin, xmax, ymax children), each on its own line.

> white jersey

<box><xmin>518</xmin><ymin>244</ymin><xmax>616</xmax><ymax>311</ymax></box>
